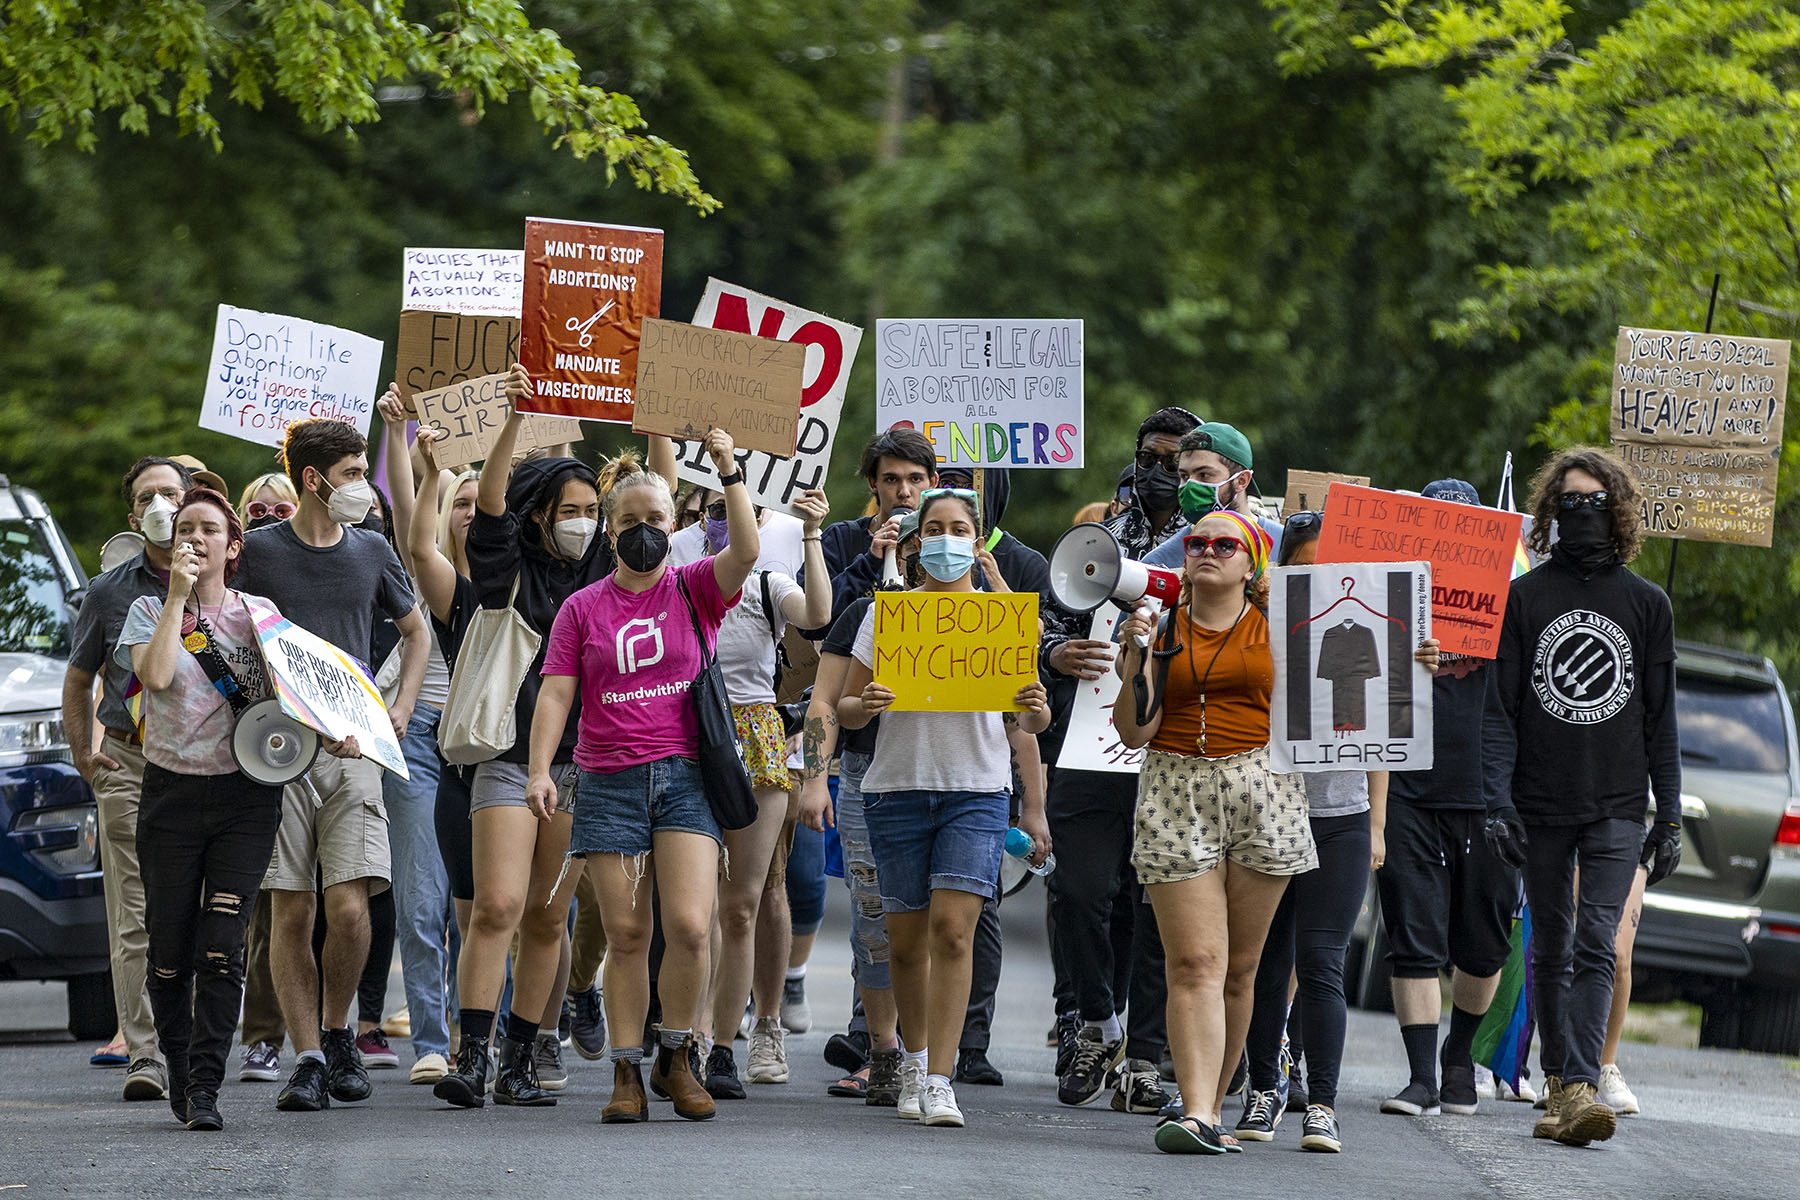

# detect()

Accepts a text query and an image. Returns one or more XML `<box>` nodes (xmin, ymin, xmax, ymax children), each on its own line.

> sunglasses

<box><xmin>1285</xmin><ymin>509</ymin><xmax>1322</xmax><ymax>532</ymax></box>
<box><xmin>920</xmin><ymin>487</ymin><xmax>977</xmax><ymax>502</ymax></box>
<box><xmin>705</xmin><ymin>500</ymin><xmax>728</xmax><ymax>520</ymax></box>
<box><xmin>247</xmin><ymin>500</ymin><xmax>296</xmax><ymax>520</ymax></box>
<box><xmin>1135</xmin><ymin>449</ymin><xmax>1180</xmax><ymax>473</ymax></box>
<box><xmin>1557</xmin><ymin>491</ymin><xmax>1610</xmax><ymax>512</ymax></box>
<box><xmin>1183</xmin><ymin>534</ymin><xmax>1247</xmax><ymax>560</ymax></box>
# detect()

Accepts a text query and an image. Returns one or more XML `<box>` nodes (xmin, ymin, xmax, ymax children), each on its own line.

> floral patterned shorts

<box><xmin>1132</xmin><ymin>746</ymin><xmax>1318</xmax><ymax>885</ymax></box>
<box><xmin>732</xmin><ymin>702</ymin><xmax>792</xmax><ymax>791</ymax></box>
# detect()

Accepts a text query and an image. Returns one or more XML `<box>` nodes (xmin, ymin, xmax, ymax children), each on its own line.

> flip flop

<box><xmin>1215</xmin><ymin>1124</ymin><xmax>1243</xmax><ymax>1153</ymax></box>
<box><xmin>90</xmin><ymin>1039</ymin><xmax>129</xmax><ymax>1067</ymax></box>
<box><xmin>827</xmin><ymin>1067</ymin><xmax>869</xmax><ymax>1098</ymax></box>
<box><xmin>1155</xmin><ymin>1115</ymin><xmax>1227</xmax><ymax>1155</ymax></box>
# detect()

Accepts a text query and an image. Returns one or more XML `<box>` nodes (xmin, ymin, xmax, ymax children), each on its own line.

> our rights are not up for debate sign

<box><xmin>200</xmin><ymin>305</ymin><xmax>384</xmax><ymax>448</ymax></box>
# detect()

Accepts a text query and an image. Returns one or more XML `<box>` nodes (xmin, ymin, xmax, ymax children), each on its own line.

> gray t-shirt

<box><xmin>852</xmin><ymin>606</ymin><xmax>1011</xmax><ymax>795</ymax></box>
<box><xmin>67</xmin><ymin>551</ymin><xmax>168</xmax><ymax>733</ymax></box>
<box><xmin>231</xmin><ymin>521</ymin><xmax>415</xmax><ymax>668</ymax></box>
<box><xmin>1302</xmin><ymin>769</ymin><xmax>1370</xmax><ymax>818</ymax></box>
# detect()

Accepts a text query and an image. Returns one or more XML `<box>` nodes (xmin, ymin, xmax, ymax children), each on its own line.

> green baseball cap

<box><xmin>1191</xmin><ymin>422</ymin><xmax>1253</xmax><ymax>471</ymax></box>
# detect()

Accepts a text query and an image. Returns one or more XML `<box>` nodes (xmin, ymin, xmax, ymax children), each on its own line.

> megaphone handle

<box><xmin>301</xmin><ymin>774</ymin><xmax>325</xmax><ymax>811</ymax></box>
<box><xmin>1131</xmin><ymin>597</ymin><xmax>1164</xmax><ymax>650</ymax></box>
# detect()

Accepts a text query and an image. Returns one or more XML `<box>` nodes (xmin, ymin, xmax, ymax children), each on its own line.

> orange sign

<box><xmin>1315</xmin><ymin>484</ymin><xmax>1524</xmax><ymax>658</ymax></box>
<box><xmin>518</xmin><ymin>217</ymin><xmax>664</xmax><ymax>423</ymax></box>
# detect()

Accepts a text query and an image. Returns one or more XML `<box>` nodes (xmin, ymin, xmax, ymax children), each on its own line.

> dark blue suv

<box><xmin>0</xmin><ymin>476</ymin><xmax>114</xmax><ymax>1038</ymax></box>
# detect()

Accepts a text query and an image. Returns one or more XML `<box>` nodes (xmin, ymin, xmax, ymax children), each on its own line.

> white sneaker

<box><xmin>898</xmin><ymin>1059</ymin><xmax>926</xmax><ymax>1120</ymax></box>
<box><xmin>1474</xmin><ymin>1064</ymin><xmax>1496</xmax><ymax>1096</ymax></box>
<box><xmin>746</xmin><ymin>1016</ymin><xmax>789</xmax><ymax>1084</ymax></box>
<box><xmin>921</xmin><ymin>1078</ymin><xmax>965</xmax><ymax>1127</ymax></box>
<box><xmin>409</xmin><ymin>1052</ymin><xmax>449</xmax><ymax>1084</ymax></box>
<box><xmin>1597</xmin><ymin>1063</ymin><xmax>1640</xmax><ymax>1115</ymax></box>
<box><xmin>1476</xmin><ymin>1062</ymin><xmax>1538</xmax><ymax>1103</ymax></box>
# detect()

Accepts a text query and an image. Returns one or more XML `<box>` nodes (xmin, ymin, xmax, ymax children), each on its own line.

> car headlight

<box><xmin>13</xmin><ymin>804</ymin><xmax>100</xmax><ymax>874</ymax></box>
<box><xmin>0</xmin><ymin>708</ymin><xmax>72</xmax><ymax>767</ymax></box>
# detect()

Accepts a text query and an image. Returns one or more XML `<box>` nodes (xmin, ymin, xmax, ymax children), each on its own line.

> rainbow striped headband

<box><xmin>1188</xmin><ymin>510</ymin><xmax>1272</xmax><ymax>578</ymax></box>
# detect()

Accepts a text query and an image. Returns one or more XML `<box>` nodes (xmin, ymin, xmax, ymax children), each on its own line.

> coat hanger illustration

<box><xmin>1290</xmin><ymin>576</ymin><xmax>1405</xmax><ymax>636</ymax></box>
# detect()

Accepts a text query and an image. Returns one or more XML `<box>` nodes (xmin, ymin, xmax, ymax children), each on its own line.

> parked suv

<box><xmin>0</xmin><ymin>475</ymin><xmax>114</xmax><ymax>1038</ymax></box>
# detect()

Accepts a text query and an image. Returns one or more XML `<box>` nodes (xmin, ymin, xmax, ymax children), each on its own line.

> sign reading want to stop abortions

<box><xmin>199</xmin><ymin>304</ymin><xmax>384</xmax><ymax>448</ymax></box>
<box><xmin>518</xmin><ymin>217</ymin><xmax>663</xmax><ymax>423</ymax></box>
<box><xmin>874</xmin><ymin>591</ymin><xmax>1039</xmax><ymax>712</ymax></box>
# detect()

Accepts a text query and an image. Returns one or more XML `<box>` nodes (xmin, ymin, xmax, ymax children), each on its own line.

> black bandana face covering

<box><xmin>616</xmin><ymin>522</ymin><xmax>670</xmax><ymax>572</ymax></box>
<box><xmin>1551</xmin><ymin>507</ymin><xmax>1617</xmax><ymax>576</ymax></box>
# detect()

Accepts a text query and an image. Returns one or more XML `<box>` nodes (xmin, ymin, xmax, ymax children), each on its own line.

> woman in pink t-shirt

<box><xmin>529</xmin><ymin>428</ymin><xmax>759</xmax><ymax>1125</ymax></box>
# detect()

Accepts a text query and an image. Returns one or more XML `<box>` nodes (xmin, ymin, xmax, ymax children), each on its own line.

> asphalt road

<box><xmin>3</xmin><ymin>883</ymin><xmax>1796</xmax><ymax>1199</ymax></box>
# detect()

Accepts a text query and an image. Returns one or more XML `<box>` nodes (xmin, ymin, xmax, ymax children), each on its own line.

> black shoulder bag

<box><xmin>676</xmin><ymin>575</ymin><xmax>759</xmax><ymax>831</ymax></box>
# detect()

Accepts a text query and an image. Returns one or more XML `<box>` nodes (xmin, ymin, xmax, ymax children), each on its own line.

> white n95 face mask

<box><xmin>323</xmin><ymin>479</ymin><xmax>375</xmax><ymax>525</ymax></box>
<box><xmin>553</xmin><ymin>517</ymin><xmax>598</xmax><ymax>560</ymax></box>
<box><xmin>138</xmin><ymin>496</ymin><xmax>178</xmax><ymax>547</ymax></box>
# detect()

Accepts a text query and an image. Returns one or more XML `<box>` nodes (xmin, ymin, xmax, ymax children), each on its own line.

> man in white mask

<box><xmin>230</xmin><ymin>418</ymin><xmax>430</xmax><ymax>1115</ymax></box>
<box><xmin>62</xmin><ymin>456</ymin><xmax>194</xmax><ymax>1103</ymax></box>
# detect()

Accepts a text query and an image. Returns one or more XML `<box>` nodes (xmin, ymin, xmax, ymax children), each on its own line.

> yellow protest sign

<box><xmin>874</xmin><ymin>591</ymin><xmax>1039</xmax><ymax>712</ymax></box>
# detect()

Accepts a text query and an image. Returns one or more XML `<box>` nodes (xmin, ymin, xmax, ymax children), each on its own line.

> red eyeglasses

<box><xmin>1183</xmin><ymin>534</ymin><xmax>1246</xmax><ymax>559</ymax></box>
<box><xmin>247</xmin><ymin>500</ymin><xmax>296</xmax><ymax>520</ymax></box>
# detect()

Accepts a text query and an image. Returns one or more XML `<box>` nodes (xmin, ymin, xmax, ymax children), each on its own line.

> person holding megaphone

<box><xmin>118</xmin><ymin>488</ymin><xmax>361</xmax><ymax>1132</ymax></box>
<box><xmin>1111</xmin><ymin>509</ymin><xmax>1313</xmax><ymax>1156</ymax></box>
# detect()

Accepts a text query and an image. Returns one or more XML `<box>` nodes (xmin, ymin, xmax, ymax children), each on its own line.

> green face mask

<box><xmin>1178</xmin><ymin>479</ymin><xmax>1219</xmax><ymax>521</ymax></box>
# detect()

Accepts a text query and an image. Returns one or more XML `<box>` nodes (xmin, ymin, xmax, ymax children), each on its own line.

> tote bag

<box><xmin>677</xmin><ymin>575</ymin><xmax>759</xmax><ymax>831</ymax></box>
<box><xmin>438</xmin><ymin>577</ymin><xmax>542</xmax><ymax>766</ymax></box>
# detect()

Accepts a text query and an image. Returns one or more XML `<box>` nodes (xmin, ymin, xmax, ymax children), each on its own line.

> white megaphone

<box><xmin>880</xmin><ymin>507</ymin><xmax>914</xmax><ymax>587</ymax></box>
<box><xmin>1049</xmin><ymin>523</ymin><xmax>1184</xmax><ymax>648</ymax></box>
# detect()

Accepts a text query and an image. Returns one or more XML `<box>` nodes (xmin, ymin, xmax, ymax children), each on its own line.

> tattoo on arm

<box><xmin>802</xmin><ymin>715</ymin><xmax>832</xmax><ymax>776</ymax></box>
<box><xmin>1002</xmin><ymin>712</ymin><xmax>1019</xmax><ymax>732</ymax></box>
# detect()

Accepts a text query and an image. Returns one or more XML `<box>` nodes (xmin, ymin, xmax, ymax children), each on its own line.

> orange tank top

<box><xmin>1148</xmin><ymin>604</ymin><xmax>1273</xmax><ymax>758</ymax></box>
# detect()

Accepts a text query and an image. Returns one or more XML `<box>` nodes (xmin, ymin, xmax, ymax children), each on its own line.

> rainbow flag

<box><xmin>1470</xmin><ymin>904</ymin><xmax>1534</xmax><ymax>1090</ymax></box>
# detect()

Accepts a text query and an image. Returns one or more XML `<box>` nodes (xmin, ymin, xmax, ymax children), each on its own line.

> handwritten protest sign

<box><xmin>394</xmin><ymin>311</ymin><xmax>520</xmax><ymax>407</ymax></box>
<box><xmin>1270</xmin><ymin>562</ymin><xmax>1433</xmax><ymax>772</ymax></box>
<box><xmin>246</xmin><ymin>600</ymin><xmax>407</xmax><ymax>779</ymax></box>
<box><xmin>875</xmin><ymin>319</ymin><xmax>1084</xmax><ymax>468</ymax></box>
<box><xmin>1316</xmin><ymin>484</ymin><xmax>1523</xmax><ymax>658</ymax></box>
<box><xmin>517</xmin><ymin>217</ymin><xmax>663</xmax><ymax>423</ymax></box>
<box><xmin>402</xmin><ymin>248</ymin><xmax>525</xmax><ymax>317</ymax></box>
<box><xmin>1285</xmin><ymin>470</ymin><xmax>1369</xmax><ymax>516</ymax></box>
<box><xmin>1610</xmin><ymin>326</ymin><xmax>1790</xmax><ymax>547</ymax></box>
<box><xmin>664</xmin><ymin>281</ymin><xmax>863</xmax><ymax>515</ymax></box>
<box><xmin>412</xmin><ymin>372</ymin><xmax>581</xmax><ymax>469</ymax></box>
<box><xmin>1053</xmin><ymin>610</ymin><xmax>1140</xmax><ymax>774</ymax></box>
<box><xmin>631</xmin><ymin>318</ymin><xmax>806</xmax><ymax>456</ymax></box>
<box><xmin>200</xmin><ymin>305</ymin><xmax>383</xmax><ymax>448</ymax></box>
<box><xmin>874</xmin><ymin>592</ymin><xmax>1039</xmax><ymax>712</ymax></box>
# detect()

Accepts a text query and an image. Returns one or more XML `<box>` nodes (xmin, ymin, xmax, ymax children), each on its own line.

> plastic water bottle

<box><xmin>1005</xmin><ymin>827</ymin><xmax>1056</xmax><ymax>877</ymax></box>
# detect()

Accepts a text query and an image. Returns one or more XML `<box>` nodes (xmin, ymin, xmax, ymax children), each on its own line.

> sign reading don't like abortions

<box><xmin>200</xmin><ymin>305</ymin><xmax>384</xmax><ymax>447</ymax></box>
<box><xmin>876</xmin><ymin>319</ymin><xmax>1084</xmax><ymax>468</ymax></box>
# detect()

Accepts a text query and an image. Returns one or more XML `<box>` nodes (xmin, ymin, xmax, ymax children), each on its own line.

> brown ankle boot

<box><xmin>602</xmin><ymin>1059</ymin><xmax>648</xmax><ymax>1124</ymax></box>
<box><xmin>1553</xmin><ymin>1081</ymin><xmax>1617</xmax><ymax>1146</ymax></box>
<box><xmin>651</xmin><ymin>1037</ymin><xmax>716</xmax><ymax>1121</ymax></box>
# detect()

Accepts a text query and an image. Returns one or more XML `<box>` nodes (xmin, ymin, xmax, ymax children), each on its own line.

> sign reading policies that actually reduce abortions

<box><xmin>875</xmin><ymin>319</ymin><xmax>1084</xmax><ymax>468</ymax></box>
<box><xmin>200</xmin><ymin>305</ymin><xmax>384</xmax><ymax>448</ymax></box>
<box><xmin>874</xmin><ymin>592</ymin><xmax>1039</xmax><ymax>712</ymax></box>
<box><xmin>517</xmin><ymin>217</ymin><xmax>664</xmax><ymax>423</ymax></box>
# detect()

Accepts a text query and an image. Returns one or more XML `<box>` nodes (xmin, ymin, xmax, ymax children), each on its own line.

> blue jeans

<box><xmin>834</xmin><ymin>751</ymin><xmax>890</xmax><ymax>990</ymax></box>
<box><xmin>862</xmin><ymin>787</ymin><xmax>1007</xmax><ymax>913</ymax></box>
<box><xmin>570</xmin><ymin>756</ymin><xmax>720</xmax><ymax>856</ymax></box>
<box><xmin>786</xmin><ymin>822</ymin><xmax>828</xmax><ymax>936</ymax></box>
<box><xmin>381</xmin><ymin>703</ymin><xmax>455</xmax><ymax>1058</ymax></box>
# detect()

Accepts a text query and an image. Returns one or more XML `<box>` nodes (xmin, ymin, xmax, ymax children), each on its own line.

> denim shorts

<box><xmin>570</xmin><ymin>756</ymin><xmax>721</xmax><ymax>857</ymax></box>
<box><xmin>861</xmin><ymin>788</ymin><xmax>1007</xmax><ymax>913</ymax></box>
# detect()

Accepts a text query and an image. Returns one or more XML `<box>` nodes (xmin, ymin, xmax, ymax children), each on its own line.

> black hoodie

<box><xmin>463</xmin><ymin>457</ymin><xmax>614</xmax><ymax>765</ymax></box>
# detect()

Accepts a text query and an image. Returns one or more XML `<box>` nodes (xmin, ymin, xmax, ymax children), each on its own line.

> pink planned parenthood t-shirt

<box><xmin>541</xmin><ymin>558</ymin><xmax>736</xmax><ymax>773</ymax></box>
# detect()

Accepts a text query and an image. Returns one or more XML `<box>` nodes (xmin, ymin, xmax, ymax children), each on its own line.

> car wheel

<box><xmin>1737</xmin><ymin>986</ymin><xmax>1800</xmax><ymax>1057</ymax></box>
<box><xmin>67</xmin><ymin>970</ymin><xmax>117</xmax><ymax>1041</ymax></box>
<box><xmin>1699</xmin><ymin>990</ymin><xmax>1746</xmax><ymax>1051</ymax></box>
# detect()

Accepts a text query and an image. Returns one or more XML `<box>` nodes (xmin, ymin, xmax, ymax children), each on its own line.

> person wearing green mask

<box><xmin>1144</xmin><ymin>423</ymin><xmax>1283</xmax><ymax>572</ymax></box>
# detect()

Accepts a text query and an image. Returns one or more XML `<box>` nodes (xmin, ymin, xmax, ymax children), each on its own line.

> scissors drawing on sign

<box><xmin>566</xmin><ymin>300</ymin><xmax>617</xmax><ymax>348</ymax></box>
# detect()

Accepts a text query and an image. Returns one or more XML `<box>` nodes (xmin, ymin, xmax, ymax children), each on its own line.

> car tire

<box><xmin>67</xmin><ymin>971</ymin><xmax>116</xmax><ymax>1041</ymax></box>
<box><xmin>1737</xmin><ymin>986</ymin><xmax>1800</xmax><ymax>1057</ymax></box>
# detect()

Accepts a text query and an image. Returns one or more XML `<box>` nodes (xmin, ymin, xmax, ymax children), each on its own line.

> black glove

<box><xmin>1641</xmin><ymin>821</ymin><xmax>1682</xmax><ymax>886</ymax></box>
<box><xmin>1484</xmin><ymin>807</ymin><xmax>1529</xmax><ymax>871</ymax></box>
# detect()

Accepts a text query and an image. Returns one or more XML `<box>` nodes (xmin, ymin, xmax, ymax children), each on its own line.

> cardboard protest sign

<box><xmin>631</xmin><ymin>318</ymin><xmax>806</xmax><ymax>456</ymax></box>
<box><xmin>1053</xmin><ymin>610</ymin><xmax>1140</xmax><ymax>774</ymax></box>
<box><xmin>401</xmin><ymin>248</ymin><xmax>525</xmax><ymax>317</ymax></box>
<box><xmin>517</xmin><ymin>217</ymin><xmax>663</xmax><ymax>423</ymax></box>
<box><xmin>1270</xmin><ymin>562</ymin><xmax>1433</xmax><ymax>772</ymax></box>
<box><xmin>875</xmin><ymin>319</ymin><xmax>1084</xmax><ymax>468</ymax></box>
<box><xmin>394</xmin><ymin>311</ymin><xmax>520</xmax><ymax>407</ymax></box>
<box><xmin>1285</xmin><ymin>470</ymin><xmax>1369</xmax><ymax>516</ymax></box>
<box><xmin>1315</xmin><ymin>484</ymin><xmax>1523</xmax><ymax>658</ymax></box>
<box><xmin>246</xmin><ymin>600</ymin><xmax>407</xmax><ymax>779</ymax></box>
<box><xmin>664</xmin><ymin>281</ymin><xmax>863</xmax><ymax>515</ymax></box>
<box><xmin>1610</xmin><ymin>326</ymin><xmax>1790</xmax><ymax>547</ymax></box>
<box><xmin>200</xmin><ymin>305</ymin><xmax>384</xmax><ymax>448</ymax></box>
<box><xmin>874</xmin><ymin>592</ymin><xmax>1039</xmax><ymax>712</ymax></box>
<box><xmin>412</xmin><ymin>372</ymin><xmax>582</xmax><ymax>469</ymax></box>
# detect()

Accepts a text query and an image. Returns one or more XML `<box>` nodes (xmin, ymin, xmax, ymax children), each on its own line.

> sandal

<box><xmin>827</xmin><ymin>1066</ymin><xmax>869</xmax><ymax>1099</ymax></box>
<box><xmin>1155</xmin><ymin>1115</ymin><xmax>1227</xmax><ymax>1155</ymax></box>
<box><xmin>90</xmin><ymin>1038</ymin><xmax>129</xmax><ymax>1067</ymax></box>
<box><xmin>1214</xmin><ymin>1124</ymin><xmax>1243</xmax><ymax>1153</ymax></box>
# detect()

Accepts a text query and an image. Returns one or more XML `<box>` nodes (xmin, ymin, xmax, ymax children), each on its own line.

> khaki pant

<box><xmin>265</xmin><ymin>755</ymin><xmax>391</xmax><ymax>894</ymax></box>
<box><xmin>240</xmin><ymin>890</ymin><xmax>286</xmax><ymax>1048</ymax></box>
<box><xmin>92</xmin><ymin>732</ymin><xmax>160</xmax><ymax>1064</ymax></box>
<box><xmin>568</xmin><ymin>866</ymin><xmax>608</xmax><ymax>993</ymax></box>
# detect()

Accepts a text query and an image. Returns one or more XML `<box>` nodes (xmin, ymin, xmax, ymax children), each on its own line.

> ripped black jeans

<box><xmin>138</xmin><ymin>762</ymin><xmax>282</xmax><ymax>1101</ymax></box>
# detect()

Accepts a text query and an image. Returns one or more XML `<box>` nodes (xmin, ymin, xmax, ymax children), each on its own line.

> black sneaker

<box><xmin>1058</xmin><ymin>1029</ymin><xmax>1121</xmax><ymax>1107</ymax></box>
<box><xmin>1112</xmin><ymin>1058</ymin><xmax>1174</xmax><ymax>1114</ymax></box>
<box><xmin>322</xmin><ymin>1028</ymin><xmax>371</xmax><ymax>1103</ymax></box>
<box><xmin>705</xmin><ymin>1044</ymin><xmax>746</xmax><ymax>1100</ymax></box>
<box><xmin>1440</xmin><ymin>1063</ymin><xmax>1479</xmax><ymax>1114</ymax></box>
<box><xmin>1286</xmin><ymin>1062</ymin><xmax>1310</xmax><ymax>1113</ymax></box>
<box><xmin>1300</xmin><ymin>1104</ymin><xmax>1341</xmax><ymax>1152</ymax></box>
<box><xmin>866</xmin><ymin>1047</ymin><xmax>902</xmax><ymax>1107</ymax></box>
<box><xmin>1053</xmin><ymin>1011</ymin><xmax>1082</xmax><ymax>1076</ymax></box>
<box><xmin>185</xmin><ymin>1091</ymin><xmax>223</xmax><ymax>1132</ymax></box>
<box><xmin>276</xmin><ymin>1057</ymin><xmax>331</xmax><ymax>1112</ymax></box>
<box><xmin>1380</xmin><ymin>1080</ymin><xmax>1441</xmax><ymax>1116</ymax></box>
<box><xmin>954</xmin><ymin>1048</ymin><xmax>1004</xmax><ymax>1086</ymax></box>
<box><xmin>1235</xmin><ymin>1088</ymin><xmax>1282</xmax><ymax>1141</ymax></box>
<box><xmin>823</xmin><ymin>1028</ymin><xmax>870</xmax><ymax>1074</ymax></box>
<box><xmin>567</xmin><ymin>983</ymin><xmax>607</xmax><ymax>1061</ymax></box>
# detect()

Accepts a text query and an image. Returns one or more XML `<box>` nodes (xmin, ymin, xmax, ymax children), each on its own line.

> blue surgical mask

<box><xmin>918</xmin><ymin>534</ymin><xmax>976</xmax><ymax>583</ymax></box>
<box><xmin>704</xmin><ymin>515</ymin><xmax>730</xmax><ymax>550</ymax></box>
